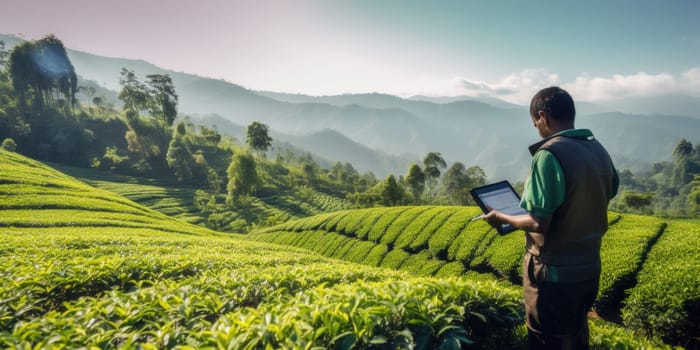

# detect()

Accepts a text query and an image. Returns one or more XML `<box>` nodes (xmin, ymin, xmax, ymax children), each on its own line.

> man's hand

<box><xmin>482</xmin><ymin>210</ymin><xmax>504</xmax><ymax>229</ymax></box>
<box><xmin>480</xmin><ymin>210</ymin><xmax>552</xmax><ymax>234</ymax></box>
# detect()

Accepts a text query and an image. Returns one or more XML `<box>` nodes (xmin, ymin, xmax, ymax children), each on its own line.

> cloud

<box><xmin>455</xmin><ymin>69</ymin><xmax>559</xmax><ymax>103</ymax></box>
<box><xmin>451</xmin><ymin>68</ymin><xmax>700</xmax><ymax>104</ymax></box>
<box><xmin>460</xmin><ymin>80</ymin><xmax>515</xmax><ymax>96</ymax></box>
<box><xmin>563</xmin><ymin>72</ymin><xmax>678</xmax><ymax>101</ymax></box>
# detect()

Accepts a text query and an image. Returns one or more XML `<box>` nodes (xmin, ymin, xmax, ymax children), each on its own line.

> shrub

<box><xmin>1</xmin><ymin>138</ymin><xmax>17</xmax><ymax>152</ymax></box>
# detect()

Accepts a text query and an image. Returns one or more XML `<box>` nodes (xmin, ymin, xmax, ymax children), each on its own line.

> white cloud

<box><xmin>454</xmin><ymin>69</ymin><xmax>560</xmax><ymax>104</ymax></box>
<box><xmin>563</xmin><ymin>72</ymin><xmax>678</xmax><ymax>101</ymax></box>
<box><xmin>449</xmin><ymin>68</ymin><xmax>700</xmax><ymax>104</ymax></box>
<box><xmin>682</xmin><ymin>68</ymin><xmax>700</xmax><ymax>91</ymax></box>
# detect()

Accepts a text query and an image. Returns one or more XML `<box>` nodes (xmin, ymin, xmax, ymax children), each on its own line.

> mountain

<box><xmin>190</xmin><ymin>114</ymin><xmax>416</xmax><ymax>176</ymax></box>
<box><xmin>596</xmin><ymin>94</ymin><xmax>700</xmax><ymax>119</ymax></box>
<box><xmin>408</xmin><ymin>94</ymin><xmax>523</xmax><ymax>110</ymax></box>
<box><xmin>3</xmin><ymin>33</ymin><xmax>700</xmax><ymax>181</ymax></box>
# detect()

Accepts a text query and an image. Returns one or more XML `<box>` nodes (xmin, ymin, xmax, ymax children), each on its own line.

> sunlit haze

<box><xmin>1</xmin><ymin>0</ymin><xmax>699</xmax><ymax>104</ymax></box>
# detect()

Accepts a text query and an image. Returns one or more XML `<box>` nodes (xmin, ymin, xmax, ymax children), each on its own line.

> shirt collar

<box><xmin>528</xmin><ymin>129</ymin><xmax>595</xmax><ymax>155</ymax></box>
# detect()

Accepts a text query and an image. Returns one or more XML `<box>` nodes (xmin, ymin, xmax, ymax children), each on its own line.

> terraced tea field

<box><xmin>0</xmin><ymin>150</ymin><xmax>680</xmax><ymax>348</ymax></box>
<box><xmin>53</xmin><ymin>164</ymin><xmax>350</xmax><ymax>232</ymax></box>
<box><xmin>250</xmin><ymin>207</ymin><xmax>700</xmax><ymax>348</ymax></box>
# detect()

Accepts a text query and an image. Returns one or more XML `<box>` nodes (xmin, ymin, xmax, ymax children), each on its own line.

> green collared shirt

<box><xmin>520</xmin><ymin>129</ymin><xmax>619</xmax><ymax>219</ymax></box>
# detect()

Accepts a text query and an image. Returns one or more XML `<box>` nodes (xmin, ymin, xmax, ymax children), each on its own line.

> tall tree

<box><xmin>166</xmin><ymin>122</ymin><xmax>193</xmax><ymax>181</ymax></box>
<box><xmin>226</xmin><ymin>151</ymin><xmax>260</xmax><ymax>203</ymax></box>
<box><xmin>146</xmin><ymin>73</ymin><xmax>178</xmax><ymax>141</ymax></box>
<box><xmin>9</xmin><ymin>35</ymin><xmax>77</xmax><ymax>113</ymax></box>
<box><xmin>443</xmin><ymin>162</ymin><xmax>468</xmax><ymax>205</ymax></box>
<box><xmin>405</xmin><ymin>163</ymin><xmax>426</xmax><ymax>203</ymax></box>
<box><xmin>0</xmin><ymin>40</ymin><xmax>8</xmax><ymax>69</ymax></box>
<box><xmin>301</xmin><ymin>162</ymin><xmax>316</xmax><ymax>186</ymax></box>
<box><xmin>688</xmin><ymin>175</ymin><xmax>700</xmax><ymax>216</ymax></box>
<box><xmin>442</xmin><ymin>163</ymin><xmax>487</xmax><ymax>205</ymax></box>
<box><xmin>672</xmin><ymin>139</ymin><xmax>694</xmax><ymax>187</ymax></box>
<box><xmin>246</xmin><ymin>121</ymin><xmax>272</xmax><ymax>157</ymax></box>
<box><xmin>118</xmin><ymin>68</ymin><xmax>149</xmax><ymax>122</ymax></box>
<box><xmin>380</xmin><ymin>174</ymin><xmax>404</xmax><ymax>206</ymax></box>
<box><xmin>423</xmin><ymin>152</ymin><xmax>447</xmax><ymax>197</ymax></box>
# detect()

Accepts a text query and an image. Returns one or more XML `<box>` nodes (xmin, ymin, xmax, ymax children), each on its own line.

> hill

<box><xmin>192</xmin><ymin>114</ymin><xmax>416</xmax><ymax>176</ymax></box>
<box><xmin>249</xmin><ymin>206</ymin><xmax>700</xmax><ymax>348</ymax></box>
<box><xmin>51</xmin><ymin>162</ymin><xmax>351</xmax><ymax>232</ymax></box>
<box><xmin>0</xmin><ymin>149</ymin><xmax>211</xmax><ymax>236</ymax></box>
<box><xmin>4</xmin><ymin>33</ymin><xmax>699</xmax><ymax>180</ymax></box>
<box><xmin>0</xmin><ymin>150</ymin><xmax>670</xmax><ymax>349</ymax></box>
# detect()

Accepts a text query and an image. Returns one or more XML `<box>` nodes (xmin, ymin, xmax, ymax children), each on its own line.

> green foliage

<box><xmin>407</xmin><ymin>207</ymin><xmax>456</xmax><ymax>251</ymax></box>
<box><xmin>166</xmin><ymin>132</ymin><xmax>193</xmax><ymax>181</ymax></box>
<box><xmin>251</xmin><ymin>205</ymin><xmax>698</xmax><ymax>347</ymax></box>
<box><xmin>1</xmin><ymin>137</ymin><xmax>16</xmax><ymax>152</ymax></box>
<box><xmin>621</xmin><ymin>190</ymin><xmax>653</xmax><ymax>213</ymax></box>
<box><xmin>588</xmin><ymin>319</ymin><xmax>675</xmax><ymax>350</ymax></box>
<box><xmin>9</xmin><ymin>35</ymin><xmax>78</xmax><ymax>112</ymax></box>
<box><xmin>381</xmin><ymin>206</ymin><xmax>432</xmax><ymax>245</ymax></box>
<box><xmin>367</xmin><ymin>206</ymin><xmax>411</xmax><ymax>242</ymax></box>
<box><xmin>622</xmin><ymin>220</ymin><xmax>700</xmax><ymax>348</ymax></box>
<box><xmin>596</xmin><ymin>215</ymin><xmax>666</xmax><ymax>313</ymax></box>
<box><xmin>427</xmin><ymin>207</ymin><xmax>479</xmax><ymax>258</ymax></box>
<box><xmin>405</xmin><ymin>163</ymin><xmax>426</xmax><ymax>202</ymax></box>
<box><xmin>246</xmin><ymin>121</ymin><xmax>272</xmax><ymax>157</ymax></box>
<box><xmin>0</xmin><ymin>120</ymin><xmax>692</xmax><ymax>348</ymax></box>
<box><xmin>226</xmin><ymin>151</ymin><xmax>260</xmax><ymax>203</ymax></box>
<box><xmin>442</xmin><ymin>163</ymin><xmax>487</xmax><ymax>205</ymax></box>
<box><xmin>379</xmin><ymin>174</ymin><xmax>405</xmax><ymax>206</ymax></box>
<box><xmin>688</xmin><ymin>175</ymin><xmax>700</xmax><ymax>216</ymax></box>
<box><xmin>2</xmin><ymin>150</ymin><xmax>534</xmax><ymax>349</ymax></box>
<box><xmin>423</xmin><ymin>152</ymin><xmax>446</xmax><ymax>199</ymax></box>
<box><xmin>611</xmin><ymin>138</ymin><xmax>700</xmax><ymax>217</ymax></box>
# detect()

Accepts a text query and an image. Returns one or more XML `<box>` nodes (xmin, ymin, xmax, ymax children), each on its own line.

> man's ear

<box><xmin>538</xmin><ymin>110</ymin><xmax>548</xmax><ymax>126</ymax></box>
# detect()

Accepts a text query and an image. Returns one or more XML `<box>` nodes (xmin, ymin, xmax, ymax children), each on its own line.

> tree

<box><xmin>166</xmin><ymin>122</ymin><xmax>193</xmax><ymax>181</ymax></box>
<box><xmin>380</xmin><ymin>174</ymin><xmax>404</xmax><ymax>206</ymax></box>
<box><xmin>9</xmin><ymin>35</ymin><xmax>77</xmax><ymax>113</ymax></box>
<box><xmin>79</xmin><ymin>85</ymin><xmax>96</xmax><ymax>111</ymax></box>
<box><xmin>146</xmin><ymin>73</ymin><xmax>178</xmax><ymax>145</ymax></box>
<box><xmin>405</xmin><ymin>163</ymin><xmax>426</xmax><ymax>203</ymax></box>
<box><xmin>621</xmin><ymin>191</ymin><xmax>653</xmax><ymax>213</ymax></box>
<box><xmin>301</xmin><ymin>162</ymin><xmax>316</xmax><ymax>186</ymax></box>
<box><xmin>423</xmin><ymin>152</ymin><xmax>447</xmax><ymax>199</ymax></box>
<box><xmin>1</xmin><ymin>138</ymin><xmax>17</xmax><ymax>152</ymax></box>
<box><xmin>226</xmin><ymin>151</ymin><xmax>260</xmax><ymax>203</ymax></box>
<box><xmin>118</xmin><ymin>68</ymin><xmax>149</xmax><ymax>122</ymax></box>
<box><xmin>672</xmin><ymin>139</ymin><xmax>694</xmax><ymax>187</ymax></box>
<box><xmin>246</xmin><ymin>121</ymin><xmax>272</xmax><ymax>157</ymax></box>
<box><xmin>0</xmin><ymin>40</ymin><xmax>9</xmax><ymax>71</ymax></box>
<box><xmin>442</xmin><ymin>163</ymin><xmax>487</xmax><ymax>205</ymax></box>
<box><xmin>688</xmin><ymin>175</ymin><xmax>700</xmax><ymax>216</ymax></box>
<box><xmin>442</xmin><ymin>162</ymin><xmax>468</xmax><ymax>205</ymax></box>
<box><xmin>207</xmin><ymin>167</ymin><xmax>223</xmax><ymax>193</ymax></box>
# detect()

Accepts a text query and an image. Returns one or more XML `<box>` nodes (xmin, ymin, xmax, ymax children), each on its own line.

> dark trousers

<box><xmin>523</xmin><ymin>253</ymin><xmax>599</xmax><ymax>350</ymax></box>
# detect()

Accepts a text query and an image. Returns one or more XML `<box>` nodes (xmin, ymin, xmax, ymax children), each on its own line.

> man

<box><xmin>483</xmin><ymin>87</ymin><xmax>618</xmax><ymax>349</ymax></box>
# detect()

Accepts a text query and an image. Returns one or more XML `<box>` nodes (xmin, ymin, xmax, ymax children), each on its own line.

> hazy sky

<box><xmin>1</xmin><ymin>0</ymin><xmax>699</xmax><ymax>103</ymax></box>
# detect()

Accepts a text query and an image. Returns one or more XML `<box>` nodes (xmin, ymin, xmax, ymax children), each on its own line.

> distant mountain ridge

<box><xmin>2</xmin><ymin>33</ymin><xmax>700</xmax><ymax>180</ymax></box>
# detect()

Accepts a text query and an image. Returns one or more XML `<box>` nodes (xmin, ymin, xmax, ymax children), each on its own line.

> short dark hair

<box><xmin>529</xmin><ymin>86</ymin><xmax>576</xmax><ymax>123</ymax></box>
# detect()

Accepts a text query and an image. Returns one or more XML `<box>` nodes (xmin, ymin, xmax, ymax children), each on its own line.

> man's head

<box><xmin>529</xmin><ymin>87</ymin><xmax>576</xmax><ymax>138</ymax></box>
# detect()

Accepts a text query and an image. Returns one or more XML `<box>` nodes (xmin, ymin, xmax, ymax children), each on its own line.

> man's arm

<box><xmin>482</xmin><ymin>210</ymin><xmax>552</xmax><ymax>234</ymax></box>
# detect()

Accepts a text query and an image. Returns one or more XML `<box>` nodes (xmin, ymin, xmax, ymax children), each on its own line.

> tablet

<box><xmin>470</xmin><ymin>180</ymin><xmax>527</xmax><ymax>234</ymax></box>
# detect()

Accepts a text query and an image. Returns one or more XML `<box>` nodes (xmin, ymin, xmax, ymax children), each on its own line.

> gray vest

<box><xmin>525</xmin><ymin>133</ymin><xmax>616</xmax><ymax>281</ymax></box>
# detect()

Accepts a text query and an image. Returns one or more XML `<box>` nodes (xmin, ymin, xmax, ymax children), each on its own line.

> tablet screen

<box><xmin>470</xmin><ymin>181</ymin><xmax>527</xmax><ymax>234</ymax></box>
